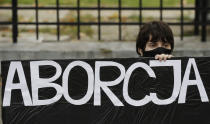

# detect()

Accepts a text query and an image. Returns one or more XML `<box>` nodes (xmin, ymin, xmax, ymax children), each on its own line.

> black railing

<box><xmin>0</xmin><ymin>0</ymin><xmax>209</xmax><ymax>43</ymax></box>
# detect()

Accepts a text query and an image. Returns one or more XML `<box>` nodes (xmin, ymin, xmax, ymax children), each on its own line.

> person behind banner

<box><xmin>136</xmin><ymin>21</ymin><xmax>174</xmax><ymax>61</ymax></box>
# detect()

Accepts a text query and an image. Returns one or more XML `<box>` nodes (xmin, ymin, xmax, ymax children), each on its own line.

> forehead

<box><xmin>148</xmin><ymin>35</ymin><xmax>169</xmax><ymax>43</ymax></box>
<box><xmin>147</xmin><ymin>41</ymin><xmax>170</xmax><ymax>44</ymax></box>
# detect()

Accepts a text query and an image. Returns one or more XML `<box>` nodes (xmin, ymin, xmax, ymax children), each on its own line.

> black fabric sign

<box><xmin>1</xmin><ymin>57</ymin><xmax>210</xmax><ymax>124</ymax></box>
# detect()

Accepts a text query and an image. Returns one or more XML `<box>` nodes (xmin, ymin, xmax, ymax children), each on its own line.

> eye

<box><xmin>164</xmin><ymin>43</ymin><xmax>170</xmax><ymax>47</ymax></box>
<box><xmin>150</xmin><ymin>43</ymin><xmax>156</xmax><ymax>47</ymax></box>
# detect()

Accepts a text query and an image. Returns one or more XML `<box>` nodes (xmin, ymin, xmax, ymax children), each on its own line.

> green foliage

<box><xmin>0</xmin><ymin>0</ymin><xmax>195</xmax><ymax>6</ymax></box>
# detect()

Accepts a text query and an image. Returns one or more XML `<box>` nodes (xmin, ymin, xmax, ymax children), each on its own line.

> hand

<box><xmin>155</xmin><ymin>54</ymin><xmax>174</xmax><ymax>61</ymax></box>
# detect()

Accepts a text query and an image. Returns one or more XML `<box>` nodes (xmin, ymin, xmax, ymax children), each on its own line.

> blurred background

<box><xmin>0</xmin><ymin>0</ymin><xmax>209</xmax><ymax>60</ymax></box>
<box><xmin>0</xmin><ymin>0</ymin><xmax>204</xmax><ymax>42</ymax></box>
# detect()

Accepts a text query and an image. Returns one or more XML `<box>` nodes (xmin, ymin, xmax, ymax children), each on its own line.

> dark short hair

<box><xmin>136</xmin><ymin>21</ymin><xmax>174</xmax><ymax>55</ymax></box>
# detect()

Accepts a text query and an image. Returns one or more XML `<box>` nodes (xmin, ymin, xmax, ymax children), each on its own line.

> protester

<box><xmin>136</xmin><ymin>21</ymin><xmax>174</xmax><ymax>61</ymax></box>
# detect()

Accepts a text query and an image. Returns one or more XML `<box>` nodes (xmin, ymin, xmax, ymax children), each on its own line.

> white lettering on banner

<box><xmin>30</xmin><ymin>61</ymin><xmax>63</xmax><ymax>106</ymax></box>
<box><xmin>178</xmin><ymin>58</ymin><xmax>209</xmax><ymax>103</ymax></box>
<box><xmin>62</xmin><ymin>61</ymin><xmax>94</xmax><ymax>105</ymax></box>
<box><xmin>94</xmin><ymin>61</ymin><xmax>125</xmax><ymax>106</ymax></box>
<box><xmin>2</xmin><ymin>59</ymin><xmax>210</xmax><ymax>106</ymax></box>
<box><xmin>123</xmin><ymin>62</ymin><xmax>155</xmax><ymax>106</ymax></box>
<box><xmin>3</xmin><ymin>62</ymin><xmax>32</xmax><ymax>106</ymax></box>
<box><xmin>149</xmin><ymin>60</ymin><xmax>182</xmax><ymax>105</ymax></box>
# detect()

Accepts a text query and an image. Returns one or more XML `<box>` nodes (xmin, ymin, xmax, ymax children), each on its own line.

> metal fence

<box><xmin>0</xmin><ymin>0</ymin><xmax>209</xmax><ymax>43</ymax></box>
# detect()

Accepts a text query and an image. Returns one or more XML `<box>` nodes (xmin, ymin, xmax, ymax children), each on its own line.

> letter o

<box><xmin>62</xmin><ymin>61</ymin><xmax>94</xmax><ymax>105</ymax></box>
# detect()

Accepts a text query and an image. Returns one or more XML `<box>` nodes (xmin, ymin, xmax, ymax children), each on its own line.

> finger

<box><xmin>168</xmin><ymin>55</ymin><xmax>173</xmax><ymax>58</ymax></box>
<box><xmin>155</xmin><ymin>54</ymin><xmax>160</xmax><ymax>60</ymax></box>
<box><xmin>159</xmin><ymin>54</ymin><xmax>164</xmax><ymax>61</ymax></box>
<box><xmin>164</xmin><ymin>54</ymin><xmax>169</xmax><ymax>61</ymax></box>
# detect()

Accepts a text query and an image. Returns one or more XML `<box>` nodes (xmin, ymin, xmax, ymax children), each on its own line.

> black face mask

<box><xmin>142</xmin><ymin>47</ymin><xmax>172</xmax><ymax>57</ymax></box>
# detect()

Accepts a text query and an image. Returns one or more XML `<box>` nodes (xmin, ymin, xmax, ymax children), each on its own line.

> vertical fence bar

<box><xmin>118</xmin><ymin>0</ymin><xmax>122</xmax><ymax>40</ymax></box>
<box><xmin>12</xmin><ymin>0</ymin><xmax>18</xmax><ymax>43</ymax></box>
<box><xmin>180</xmin><ymin>0</ymin><xmax>184</xmax><ymax>40</ymax></box>
<box><xmin>194</xmin><ymin>0</ymin><xmax>200</xmax><ymax>35</ymax></box>
<box><xmin>139</xmin><ymin>0</ymin><xmax>142</xmax><ymax>28</ymax></box>
<box><xmin>98</xmin><ymin>0</ymin><xmax>101</xmax><ymax>40</ymax></box>
<box><xmin>201</xmin><ymin>0</ymin><xmax>207</xmax><ymax>42</ymax></box>
<box><xmin>35</xmin><ymin>0</ymin><xmax>39</xmax><ymax>40</ymax></box>
<box><xmin>56</xmin><ymin>0</ymin><xmax>60</xmax><ymax>41</ymax></box>
<box><xmin>77</xmin><ymin>0</ymin><xmax>80</xmax><ymax>40</ymax></box>
<box><xmin>160</xmin><ymin>0</ymin><xmax>163</xmax><ymax>21</ymax></box>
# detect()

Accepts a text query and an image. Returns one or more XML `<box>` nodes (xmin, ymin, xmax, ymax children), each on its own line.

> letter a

<box><xmin>3</xmin><ymin>62</ymin><xmax>32</xmax><ymax>106</ymax></box>
<box><xmin>178</xmin><ymin>58</ymin><xmax>209</xmax><ymax>103</ymax></box>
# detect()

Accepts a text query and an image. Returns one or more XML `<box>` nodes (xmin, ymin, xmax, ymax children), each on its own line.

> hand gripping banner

<box><xmin>1</xmin><ymin>57</ymin><xmax>210</xmax><ymax>124</ymax></box>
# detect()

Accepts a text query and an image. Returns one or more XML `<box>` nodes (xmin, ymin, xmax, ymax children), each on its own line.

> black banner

<box><xmin>1</xmin><ymin>57</ymin><xmax>210</xmax><ymax>124</ymax></box>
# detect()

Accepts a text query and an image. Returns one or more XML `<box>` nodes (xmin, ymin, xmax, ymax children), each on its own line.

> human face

<box><xmin>145</xmin><ymin>35</ymin><xmax>171</xmax><ymax>51</ymax></box>
<box><xmin>145</xmin><ymin>40</ymin><xmax>171</xmax><ymax>51</ymax></box>
<box><xmin>138</xmin><ymin>35</ymin><xmax>172</xmax><ymax>56</ymax></box>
